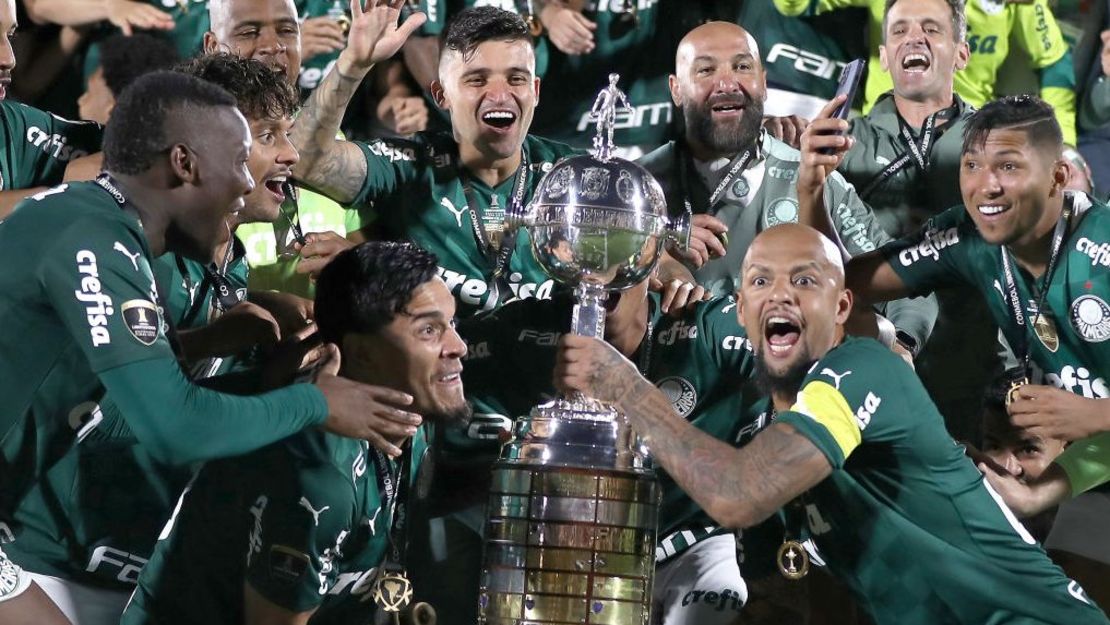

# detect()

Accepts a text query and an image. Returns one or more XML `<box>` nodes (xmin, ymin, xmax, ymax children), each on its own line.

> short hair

<box><xmin>103</xmin><ymin>71</ymin><xmax>237</xmax><ymax>175</ymax></box>
<box><xmin>440</xmin><ymin>6</ymin><xmax>529</xmax><ymax>62</ymax></box>
<box><xmin>315</xmin><ymin>241</ymin><xmax>441</xmax><ymax>344</ymax></box>
<box><xmin>174</xmin><ymin>53</ymin><xmax>298</xmax><ymax>122</ymax></box>
<box><xmin>883</xmin><ymin>0</ymin><xmax>967</xmax><ymax>43</ymax></box>
<box><xmin>99</xmin><ymin>34</ymin><xmax>180</xmax><ymax>98</ymax></box>
<box><xmin>962</xmin><ymin>95</ymin><xmax>1063</xmax><ymax>156</ymax></box>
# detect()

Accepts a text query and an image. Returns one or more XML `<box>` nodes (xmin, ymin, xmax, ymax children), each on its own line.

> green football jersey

<box><xmin>0</xmin><ymin>101</ymin><xmax>102</xmax><ymax>195</ymax></box>
<box><xmin>3</xmin><ymin>397</ymin><xmax>194</xmax><ymax>591</ymax></box>
<box><xmin>640</xmin><ymin>132</ymin><xmax>890</xmax><ymax>297</ymax></box>
<box><xmin>884</xmin><ymin>195</ymin><xmax>1110</xmax><ymax>400</ymax></box>
<box><xmin>0</xmin><ymin>181</ymin><xmax>174</xmax><ymax>516</ymax></box>
<box><xmin>123</xmin><ymin>428</ymin><xmax>427</xmax><ymax>624</ymax></box>
<box><xmin>145</xmin><ymin>0</ymin><xmax>210</xmax><ymax>58</ymax></box>
<box><xmin>775</xmin><ymin>337</ymin><xmax>1108</xmax><ymax>625</ymax></box>
<box><xmin>451</xmin><ymin>292</ymin><xmax>760</xmax><ymax>560</ymax></box>
<box><xmin>296</xmin><ymin>0</ymin><xmax>347</xmax><ymax>97</ymax></box>
<box><xmin>839</xmin><ymin>93</ymin><xmax>1004</xmax><ymax>443</ymax></box>
<box><xmin>351</xmin><ymin>131</ymin><xmax>578</xmax><ymax>316</ymax></box>
<box><xmin>530</xmin><ymin>0</ymin><xmax>676</xmax><ymax>158</ymax></box>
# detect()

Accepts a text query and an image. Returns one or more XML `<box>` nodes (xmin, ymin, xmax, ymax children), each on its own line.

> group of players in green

<box><xmin>0</xmin><ymin>0</ymin><xmax>1107</xmax><ymax>624</ymax></box>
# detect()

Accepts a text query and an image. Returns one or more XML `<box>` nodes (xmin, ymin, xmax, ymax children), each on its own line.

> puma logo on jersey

<box><xmin>992</xmin><ymin>279</ymin><xmax>1005</xmax><ymax>299</ymax></box>
<box><xmin>299</xmin><ymin>497</ymin><xmax>331</xmax><ymax>526</ymax></box>
<box><xmin>75</xmin><ymin>250</ymin><xmax>113</xmax><ymax>346</ymax></box>
<box><xmin>365</xmin><ymin>507</ymin><xmax>383</xmax><ymax>537</ymax></box>
<box><xmin>441</xmin><ymin>197</ymin><xmax>466</xmax><ymax>228</ymax></box>
<box><xmin>113</xmin><ymin>241</ymin><xmax>141</xmax><ymax>271</ymax></box>
<box><xmin>820</xmin><ymin>368</ymin><xmax>852</xmax><ymax>390</ymax></box>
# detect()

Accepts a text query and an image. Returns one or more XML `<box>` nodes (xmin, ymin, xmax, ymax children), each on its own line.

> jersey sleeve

<box><xmin>0</xmin><ymin>102</ymin><xmax>102</xmax><ymax>190</ymax></box>
<box><xmin>695</xmin><ymin>296</ymin><xmax>755</xmax><ymax>377</ymax></box>
<box><xmin>879</xmin><ymin>204</ymin><xmax>975</xmax><ymax>296</ymax></box>
<box><xmin>826</xmin><ymin>170</ymin><xmax>890</xmax><ymax>256</ymax></box>
<box><xmin>349</xmin><ymin>137</ymin><xmax>422</xmax><ymax>208</ymax></box>
<box><xmin>1079</xmin><ymin>77</ymin><xmax>1110</xmax><ymax>132</ymax></box>
<box><xmin>244</xmin><ymin>463</ymin><xmax>357</xmax><ymax>613</ymax></box>
<box><xmin>38</xmin><ymin>212</ymin><xmax>174</xmax><ymax>372</ymax></box>
<box><xmin>775</xmin><ymin>341</ymin><xmax>909</xmax><ymax>468</ymax></box>
<box><xmin>1011</xmin><ymin>1</ymin><xmax>1077</xmax><ymax>144</ymax></box>
<box><xmin>1054</xmin><ymin>430</ymin><xmax>1110</xmax><ymax>496</ymax></box>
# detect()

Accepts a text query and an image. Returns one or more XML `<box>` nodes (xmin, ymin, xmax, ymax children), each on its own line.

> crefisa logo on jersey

<box><xmin>75</xmin><ymin>250</ymin><xmax>113</xmax><ymax>346</ymax></box>
<box><xmin>897</xmin><ymin>227</ymin><xmax>959</xmax><ymax>266</ymax></box>
<box><xmin>1071</xmin><ymin>295</ymin><xmax>1110</xmax><ymax>343</ymax></box>
<box><xmin>657</xmin><ymin>377</ymin><xmax>697</xmax><ymax>417</ymax></box>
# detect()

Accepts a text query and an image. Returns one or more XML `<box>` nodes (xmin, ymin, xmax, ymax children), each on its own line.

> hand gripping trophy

<box><xmin>477</xmin><ymin>76</ymin><xmax>689</xmax><ymax>625</ymax></box>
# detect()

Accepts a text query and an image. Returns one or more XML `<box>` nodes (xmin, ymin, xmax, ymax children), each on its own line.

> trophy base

<box><xmin>499</xmin><ymin>399</ymin><xmax>652</xmax><ymax>472</ymax></box>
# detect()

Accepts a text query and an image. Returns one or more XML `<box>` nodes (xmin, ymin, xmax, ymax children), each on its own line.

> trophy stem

<box><xmin>571</xmin><ymin>283</ymin><xmax>607</xmax><ymax>339</ymax></box>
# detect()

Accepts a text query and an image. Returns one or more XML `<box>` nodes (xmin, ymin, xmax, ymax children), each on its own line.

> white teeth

<box><xmin>270</xmin><ymin>175</ymin><xmax>287</xmax><ymax>183</ymax></box>
<box><xmin>482</xmin><ymin>111</ymin><xmax>514</xmax><ymax>120</ymax></box>
<box><xmin>768</xmin><ymin>316</ymin><xmax>791</xmax><ymax>325</ymax></box>
<box><xmin>902</xmin><ymin>54</ymin><xmax>929</xmax><ymax>71</ymax></box>
<box><xmin>769</xmin><ymin>344</ymin><xmax>791</xmax><ymax>354</ymax></box>
<box><xmin>439</xmin><ymin>373</ymin><xmax>460</xmax><ymax>382</ymax></box>
<box><xmin>979</xmin><ymin>205</ymin><xmax>1007</xmax><ymax>216</ymax></box>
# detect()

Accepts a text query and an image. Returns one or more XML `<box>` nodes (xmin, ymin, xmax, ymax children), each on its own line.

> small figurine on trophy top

<box><xmin>589</xmin><ymin>73</ymin><xmax>632</xmax><ymax>161</ymax></box>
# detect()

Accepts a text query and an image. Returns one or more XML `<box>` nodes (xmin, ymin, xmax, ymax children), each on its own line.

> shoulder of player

<box><xmin>18</xmin><ymin>182</ymin><xmax>141</xmax><ymax>239</ymax></box>
<box><xmin>523</xmin><ymin>134</ymin><xmax>580</xmax><ymax>175</ymax></box>
<box><xmin>356</xmin><ymin>132</ymin><xmax>437</xmax><ymax>167</ymax></box>
<box><xmin>279</xmin><ymin>430</ymin><xmax>365</xmax><ymax>488</ymax></box>
<box><xmin>807</xmin><ymin>336</ymin><xmax>905</xmax><ymax>386</ymax></box>
<box><xmin>636</xmin><ymin>140</ymin><xmax>678</xmax><ymax>177</ymax></box>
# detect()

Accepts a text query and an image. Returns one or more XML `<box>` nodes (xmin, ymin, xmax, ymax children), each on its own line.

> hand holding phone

<box><xmin>819</xmin><ymin>59</ymin><xmax>865</xmax><ymax>155</ymax></box>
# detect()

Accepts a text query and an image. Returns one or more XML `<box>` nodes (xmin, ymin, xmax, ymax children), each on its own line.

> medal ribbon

<box><xmin>999</xmin><ymin>195</ymin><xmax>1074</xmax><ymax>378</ymax></box>
<box><xmin>371</xmin><ymin>442</ymin><xmax>413</xmax><ymax>569</ymax></box>
<box><xmin>459</xmin><ymin>148</ymin><xmax>529</xmax><ymax>287</ymax></box>
<box><xmin>677</xmin><ymin>138</ymin><xmax>758</xmax><ymax>220</ymax></box>
<box><xmin>93</xmin><ymin>173</ymin><xmax>183</xmax><ymax>357</ymax></box>
<box><xmin>858</xmin><ymin>99</ymin><xmax>961</xmax><ymax>200</ymax></box>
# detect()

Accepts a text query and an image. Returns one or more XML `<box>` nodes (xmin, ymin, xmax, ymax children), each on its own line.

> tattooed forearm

<box><xmin>619</xmin><ymin>385</ymin><xmax>832</xmax><ymax>529</ymax></box>
<box><xmin>291</xmin><ymin>63</ymin><xmax>370</xmax><ymax>204</ymax></box>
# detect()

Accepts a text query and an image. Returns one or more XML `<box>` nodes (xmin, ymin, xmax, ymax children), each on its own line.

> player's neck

<box><xmin>894</xmin><ymin>90</ymin><xmax>954</xmax><ymax>129</ymax></box>
<box><xmin>460</xmin><ymin>146</ymin><xmax>523</xmax><ymax>188</ymax></box>
<box><xmin>1008</xmin><ymin>198</ymin><xmax>1065</xmax><ymax>279</ymax></box>
<box><xmin>108</xmin><ymin>172</ymin><xmax>171</xmax><ymax>257</ymax></box>
<box><xmin>605</xmin><ymin>298</ymin><xmax>649</xmax><ymax>359</ymax></box>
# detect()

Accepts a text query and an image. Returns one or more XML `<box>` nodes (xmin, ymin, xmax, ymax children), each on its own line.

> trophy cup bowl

<box><xmin>479</xmin><ymin>75</ymin><xmax>687</xmax><ymax>625</ymax></box>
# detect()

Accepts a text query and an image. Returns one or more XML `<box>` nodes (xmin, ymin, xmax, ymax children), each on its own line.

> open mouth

<box><xmin>763</xmin><ymin>314</ymin><xmax>801</xmax><ymax>357</ymax></box>
<box><xmin>901</xmin><ymin>53</ymin><xmax>931</xmax><ymax>73</ymax></box>
<box><xmin>436</xmin><ymin>370</ymin><xmax>463</xmax><ymax>386</ymax></box>
<box><xmin>481</xmin><ymin>109</ymin><xmax>517</xmax><ymax>130</ymax></box>
<box><xmin>263</xmin><ymin>173</ymin><xmax>289</xmax><ymax>202</ymax></box>
<box><xmin>709</xmin><ymin>96</ymin><xmax>745</xmax><ymax>115</ymax></box>
<box><xmin>0</xmin><ymin>76</ymin><xmax>10</xmax><ymax>99</ymax></box>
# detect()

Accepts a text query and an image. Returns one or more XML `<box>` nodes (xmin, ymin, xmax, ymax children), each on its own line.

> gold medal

<box><xmin>1006</xmin><ymin>378</ymin><xmax>1028</xmax><ymax>406</ymax></box>
<box><xmin>1032</xmin><ymin>313</ymin><xmax>1059</xmax><ymax>353</ymax></box>
<box><xmin>372</xmin><ymin>570</ymin><xmax>413</xmax><ymax>612</ymax></box>
<box><xmin>776</xmin><ymin>540</ymin><xmax>809</xmax><ymax>580</ymax></box>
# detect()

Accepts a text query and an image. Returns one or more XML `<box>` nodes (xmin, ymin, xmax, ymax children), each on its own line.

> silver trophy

<box><xmin>478</xmin><ymin>74</ymin><xmax>688</xmax><ymax>625</ymax></box>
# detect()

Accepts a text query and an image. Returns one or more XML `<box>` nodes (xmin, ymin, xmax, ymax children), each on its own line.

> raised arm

<box><xmin>292</xmin><ymin>0</ymin><xmax>425</xmax><ymax>203</ymax></box>
<box><xmin>554</xmin><ymin>334</ymin><xmax>832</xmax><ymax>529</ymax></box>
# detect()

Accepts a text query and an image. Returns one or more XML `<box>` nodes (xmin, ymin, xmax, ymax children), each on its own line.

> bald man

<box><xmin>638</xmin><ymin>22</ymin><xmax>933</xmax><ymax>357</ymax></box>
<box><xmin>556</xmin><ymin>224</ymin><xmax>1110</xmax><ymax>625</ymax></box>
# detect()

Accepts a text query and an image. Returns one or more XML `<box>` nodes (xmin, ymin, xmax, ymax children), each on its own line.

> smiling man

<box><xmin>553</xmin><ymin>223</ymin><xmax>1110</xmax><ymax>625</ymax></box>
<box><xmin>292</xmin><ymin>3</ymin><xmax>576</xmax><ymax>316</ymax></box>
<box><xmin>121</xmin><ymin>241</ymin><xmax>468</xmax><ymax>625</ymax></box>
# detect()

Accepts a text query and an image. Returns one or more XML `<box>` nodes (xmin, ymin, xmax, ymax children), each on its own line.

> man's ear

<box><xmin>736</xmin><ymin>290</ymin><xmax>747</xmax><ymax>331</ymax></box>
<box><xmin>169</xmin><ymin>144</ymin><xmax>197</xmax><ymax>185</ymax></box>
<box><xmin>203</xmin><ymin>31</ymin><xmax>219</xmax><ymax>55</ymax></box>
<box><xmin>878</xmin><ymin>43</ymin><xmax>890</xmax><ymax>74</ymax></box>
<box><xmin>954</xmin><ymin>41</ymin><xmax>970</xmax><ymax>71</ymax></box>
<box><xmin>836</xmin><ymin>288</ymin><xmax>854</xmax><ymax>325</ymax></box>
<box><xmin>668</xmin><ymin>74</ymin><xmax>682</xmax><ymax>107</ymax></box>
<box><xmin>430</xmin><ymin>80</ymin><xmax>448</xmax><ymax>110</ymax></box>
<box><xmin>1050</xmin><ymin>157</ymin><xmax>1070</xmax><ymax>196</ymax></box>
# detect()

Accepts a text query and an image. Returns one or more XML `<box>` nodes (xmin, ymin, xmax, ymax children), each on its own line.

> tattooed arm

<box><xmin>292</xmin><ymin>0</ymin><xmax>426</xmax><ymax>203</ymax></box>
<box><xmin>555</xmin><ymin>334</ymin><xmax>831</xmax><ymax>528</ymax></box>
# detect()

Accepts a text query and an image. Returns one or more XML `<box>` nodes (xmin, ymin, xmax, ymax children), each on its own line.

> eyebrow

<box><xmin>404</xmin><ymin>309</ymin><xmax>447</xmax><ymax>323</ymax></box>
<box><xmin>233</xmin><ymin>18</ymin><xmax>298</xmax><ymax>28</ymax></box>
<box><xmin>745</xmin><ymin>261</ymin><xmax>823</xmax><ymax>273</ymax></box>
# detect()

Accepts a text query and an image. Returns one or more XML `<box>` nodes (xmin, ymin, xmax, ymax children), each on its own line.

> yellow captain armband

<box><xmin>791</xmin><ymin>380</ymin><xmax>862</xmax><ymax>459</ymax></box>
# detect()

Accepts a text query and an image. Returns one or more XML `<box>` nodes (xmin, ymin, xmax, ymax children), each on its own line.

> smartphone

<box><xmin>820</xmin><ymin>59</ymin><xmax>866</xmax><ymax>154</ymax></box>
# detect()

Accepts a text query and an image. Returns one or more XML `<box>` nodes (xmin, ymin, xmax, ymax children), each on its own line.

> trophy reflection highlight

<box><xmin>478</xmin><ymin>74</ymin><xmax>688</xmax><ymax>625</ymax></box>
